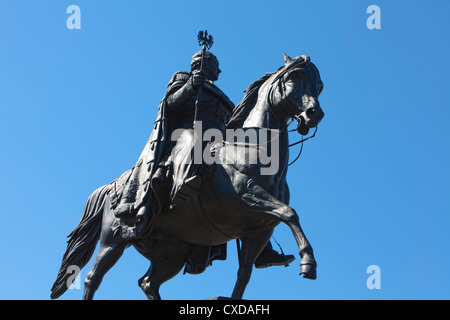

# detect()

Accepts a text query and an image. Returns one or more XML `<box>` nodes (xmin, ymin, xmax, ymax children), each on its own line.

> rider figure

<box><xmin>112</xmin><ymin>48</ymin><xmax>293</xmax><ymax>268</ymax></box>
<box><xmin>166</xmin><ymin>49</ymin><xmax>232</xmax><ymax>206</ymax></box>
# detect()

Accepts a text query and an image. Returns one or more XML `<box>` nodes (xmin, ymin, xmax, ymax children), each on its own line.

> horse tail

<box><xmin>50</xmin><ymin>184</ymin><xmax>111</xmax><ymax>299</ymax></box>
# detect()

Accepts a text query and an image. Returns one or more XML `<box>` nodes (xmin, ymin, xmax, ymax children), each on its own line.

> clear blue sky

<box><xmin>1</xmin><ymin>0</ymin><xmax>449</xmax><ymax>300</ymax></box>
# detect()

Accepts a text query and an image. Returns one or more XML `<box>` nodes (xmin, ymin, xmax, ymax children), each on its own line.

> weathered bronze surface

<box><xmin>51</xmin><ymin>31</ymin><xmax>324</xmax><ymax>300</ymax></box>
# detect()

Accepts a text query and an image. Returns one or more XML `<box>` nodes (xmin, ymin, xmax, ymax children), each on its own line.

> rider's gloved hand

<box><xmin>191</xmin><ymin>71</ymin><xmax>207</xmax><ymax>89</ymax></box>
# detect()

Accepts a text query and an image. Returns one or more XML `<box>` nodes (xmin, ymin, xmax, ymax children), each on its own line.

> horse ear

<box><xmin>297</xmin><ymin>55</ymin><xmax>310</xmax><ymax>64</ymax></box>
<box><xmin>283</xmin><ymin>53</ymin><xmax>294</xmax><ymax>65</ymax></box>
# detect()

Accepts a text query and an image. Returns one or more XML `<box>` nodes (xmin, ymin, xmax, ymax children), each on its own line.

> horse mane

<box><xmin>227</xmin><ymin>67</ymin><xmax>283</xmax><ymax>129</ymax></box>
<box><xmin>227</xmin><ymin>55</ymin><xmax>314</xmax><ymax>129</ymax></box>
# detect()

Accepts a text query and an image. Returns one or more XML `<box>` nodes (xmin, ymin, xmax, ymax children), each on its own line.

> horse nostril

<box><xmin>306</xmin><ymin>107</ymin><xmax>316</xmax><ymax>118</ymax></box>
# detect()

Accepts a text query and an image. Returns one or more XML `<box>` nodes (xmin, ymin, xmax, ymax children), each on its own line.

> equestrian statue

<box><xmin>51</xmin><ymin>31</ymin><xmax>325</xmax><ymax>299</ymax></box>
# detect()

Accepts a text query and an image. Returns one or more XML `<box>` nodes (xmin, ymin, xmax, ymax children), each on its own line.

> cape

<box><xmin>108</xmin><ymin>71</ymin><xmax>234</xmax><ymax>221</ymax></box>
<box><xmin>108</xmin><ymin>72</ymin><xmax>187</xmax><ymax>219</ymax></box>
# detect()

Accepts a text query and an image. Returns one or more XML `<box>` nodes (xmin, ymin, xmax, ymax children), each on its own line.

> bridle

<box><xmin>225</xmin><ymin>59</ymin><xmax>320</xmax><ymax>167</ymax></box>
<box><xmin>288</xmin><ymin>117</ymin><xmax>318</xmax><ymax>166</ymax></box>
<box><xmin>224</xmin><ymin>94</ymin><xmax>319</xmax><ymax>167</ymax></box>
<box><xmin>283</xmin><ymin>115</ymin><xmax>318</xmax><ymax>166</ymax></box>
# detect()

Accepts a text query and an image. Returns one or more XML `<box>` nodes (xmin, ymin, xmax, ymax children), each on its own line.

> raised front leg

<box><xmin>284</xmin><ymin>210</ymin><xmax>316</xmax><ymax>279</ymax></box>
<box><xmin>239</xmin><ymin>179</ymin><xmax>317</xmax><ymax>279</ymax></box>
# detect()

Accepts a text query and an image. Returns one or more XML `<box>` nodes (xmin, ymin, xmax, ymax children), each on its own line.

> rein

<box><xmin>227</xmin><ymin>61</ymin><xmax>319</xmax><ymax>166</ymax></box>
<box><xmin>268</xmin><ymin>74</ymin><xmax>318</xmax><ymax>166</ymax></box>
<box><xmin>287</xmin><ymin>114</ymin><xmax>318</xmax><ymax>166</ymax></box>
<box><xmin>288</xmin><ymin>126</ymin><xmax>318</xmax><ymax>166</ymax></box>
<box><xmin>224</xmin><ymin>117</ymin><xmax>317</xmax><ymax>167</ymax></box>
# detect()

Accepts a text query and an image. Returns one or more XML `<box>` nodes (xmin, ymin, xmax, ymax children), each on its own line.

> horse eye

<box><xmin>318</xmin><ymin>85</ymin><xmax>324</xmax><ymax>95</ymax></box>
<box><xmin>289</xmin><ymin>72</ymin><xmax>299</xmax><ymax>81</ymax></box>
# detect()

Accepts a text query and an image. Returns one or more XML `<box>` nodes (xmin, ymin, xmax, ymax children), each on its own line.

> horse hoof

<box><xmin>300</xmin><ymin>263</ymin><xmax>317</xmax><ymax>280</ymax></box>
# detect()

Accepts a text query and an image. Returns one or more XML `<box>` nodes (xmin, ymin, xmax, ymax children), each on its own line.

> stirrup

<box><xmin>254</xmin><ymin>250</ymin><xmax>295</xmax><ymax>269</ymax></box>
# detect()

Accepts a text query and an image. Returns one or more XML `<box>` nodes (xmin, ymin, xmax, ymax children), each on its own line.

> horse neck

<box><xmin>239</xmin><ymin>82</ymin><xmax>290</xmax><ymax>179</ymax></box>
<box><xmin>241</xmin><ymin>81</ymin><xmax>286</xmax><ymax>131</ymax></box>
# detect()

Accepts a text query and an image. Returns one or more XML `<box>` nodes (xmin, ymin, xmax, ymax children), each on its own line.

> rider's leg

<box><xmin>254</xmin><ymin>240</ymin><xmax>295</xmax><ymax>269</ymax></box>
<box><xmin>171</xmin><ymin>130</ymin><xmax>203</xmax><ymax>205</ymax></box>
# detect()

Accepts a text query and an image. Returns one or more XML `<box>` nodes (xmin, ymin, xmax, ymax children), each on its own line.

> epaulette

<box><xmin>168</xmin><ymin>71</ymin><xmax>191</xmax><ymax>87</ymax></box>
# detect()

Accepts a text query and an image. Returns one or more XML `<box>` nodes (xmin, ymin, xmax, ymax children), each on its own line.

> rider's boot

<box><xmin>152</xmin><ymin>165</ymin><xmax>169</xmax><ymax>189</ymax></box>
<box><xmin>114</xmin><ymin>203</ymin><xmax>135</xmax><ymax>220</ymax></box>
<box><xmin>171</xmin><ymin>175</ymin><xmax>202</xmax><ymax>207</ymax></box>
<box><xmin>254</xmin><ymin>241</ymin><xmax>295</xmax><ymax>269</ymax></box>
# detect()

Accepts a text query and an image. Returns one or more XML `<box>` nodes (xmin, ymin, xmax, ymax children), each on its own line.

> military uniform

<box><xmin>109</xmin><ymin>69</ymin><xmax>233</xmax><ymax>224</ymax></box>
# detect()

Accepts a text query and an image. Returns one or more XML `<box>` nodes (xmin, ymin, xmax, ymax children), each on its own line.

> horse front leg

<box><xmin>283</xmin><ymin>208</ymin><xmax>316</xmax><ymax>279</ymax></box>
<box><xmin>231</xmin><ymin>230</ymin><xmax>273</xmax><ymax>299</ymax></box>
<box><xmin>240</xmin><ymin>180</ymin><xmax>317</xmax><ymax>280</ymax></box>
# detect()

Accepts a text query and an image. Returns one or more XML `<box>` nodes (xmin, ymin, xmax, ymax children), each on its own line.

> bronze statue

<box><xmin>51</xmin><ymin>31</ymin><xmax>324</xmax><ymax>300</ymax></box>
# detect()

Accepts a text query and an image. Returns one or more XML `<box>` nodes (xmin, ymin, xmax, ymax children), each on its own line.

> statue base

<box><xmin>206</xmin><ymin>296</ymin><xmax>239</xmax><ymax>300</ymax></box>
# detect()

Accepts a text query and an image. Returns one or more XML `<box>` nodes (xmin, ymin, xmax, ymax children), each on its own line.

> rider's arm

<box><xmin>166</xmin><ymin>72</ymin><xmax>206</xmax><ymax>111</ymax></box>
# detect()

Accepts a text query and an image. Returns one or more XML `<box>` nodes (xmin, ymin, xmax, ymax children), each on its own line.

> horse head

<box><xmin>269</xmin><ymin>54</ymin><xmax>325</xmax><ymax>135</ymax></box>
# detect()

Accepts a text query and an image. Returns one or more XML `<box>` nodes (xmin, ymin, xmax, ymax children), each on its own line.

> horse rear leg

<box><xmin>231</xmin><ymin>230</ymin><xmax>273</xmax><ymax>299</ymax></box>
<box><xmin>136</xmin><ymin>238</ymin><xmax>192</xmax><ymax>300</ymax></box>
<box><xmin>137</xmin><ymin>256</ymin><xmax>186</xmax><ymax>300</ymax></box>
<box><xmin>82</xmin><ymin>197</ymin><xmax>128</xmax><ymax>300</ymax></box>
<box><xmin>83</xmin><ymin>243</ymin><xmax>125</xmax><ymax>300</ymax></box>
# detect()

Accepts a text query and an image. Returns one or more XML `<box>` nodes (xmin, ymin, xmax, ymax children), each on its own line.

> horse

<box><xmin>50</xmin><ymin>53</ymin><xmax>325</xmax><ymax>300</ymax></box>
